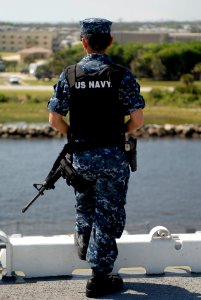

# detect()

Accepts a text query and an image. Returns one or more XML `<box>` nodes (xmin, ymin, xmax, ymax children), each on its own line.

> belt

<box><xmin>73</xmin><ymin>140</ymin><xmax>124</xmax><ymax>151</ymax></box>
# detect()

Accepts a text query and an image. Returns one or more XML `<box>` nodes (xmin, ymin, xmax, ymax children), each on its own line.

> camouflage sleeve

<box><xmin>47</xmin><ymin>72</ymin><xmax>70</xmax><ymax>116</ymax></box>
<box><xmin>119</xmin><ymin>69</ymin><xmax>145</xmax><ymax>115</ymax></box>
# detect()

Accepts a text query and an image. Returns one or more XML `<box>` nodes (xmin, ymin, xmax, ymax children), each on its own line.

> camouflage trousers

<box><xmin>73</xmin><ymin>147</ymin><xmax>130</xmax><ymax>274</ymax></box>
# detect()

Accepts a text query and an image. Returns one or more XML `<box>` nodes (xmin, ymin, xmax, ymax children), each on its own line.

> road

<box><xmin>0</xmin><ymin>84</ymin><xmax>175</xmax><ymax>93</ymax></box>
<box><xmin>0</xmin><ymin>84</ymin><xmax>53</xmax><ymax>91</ymax></box>
<box><xmin>1</xmin><ymin>268</ymin><xmax>201</xmax><ymax>300</ymax></box>
<box><xmin>0</xmin><ymin>71</ymin><xmax>175</xmax><ymax>92</ymax></box>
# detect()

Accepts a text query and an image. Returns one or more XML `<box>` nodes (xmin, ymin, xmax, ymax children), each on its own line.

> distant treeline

<box><xmin>49</xmin><ymin>41</ymin><xmax>201</xmax><ymax>81</ymax></box>
<box><xmin>1</xmin><ymin>20</ymin><xmax>201</xmax><ymax>31</ymax></box>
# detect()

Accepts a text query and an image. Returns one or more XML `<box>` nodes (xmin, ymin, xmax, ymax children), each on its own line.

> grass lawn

<box><xmin>0</xmin><ymin>90</ymin><xmax>53</xmax><ymax>123</ymax></box>
<box><xmin>144</xmin><ymin>105</ymin><xmax>201</xmax><ymax>125</ymax></box>
<box><xmin>0</xmin><ymin>100</ymin><xmax>200</xmax><ymax>125</ymax></box>
<box><xmin>0</xmin><ymin>86</ymin><xmax>201</xmax><ymax>125</ymax></box>
<box><xmin>0</xmin><ymin>89</ymin><xmax>52</xmax><ymax>101</ymax></box>
<box><xmin>0</xmin><ymin>101</ymin><xmax>50</xmax><ymax>123</ymax></box>
<box><xmin>139</xmin><ymin>79</ymin><xmax>201</xmax><ymax>89</ymax></box>
<box><xmin>21</xmin><ymin>78</ymin><xmax>201</xmax><ymax>89</ymax></box>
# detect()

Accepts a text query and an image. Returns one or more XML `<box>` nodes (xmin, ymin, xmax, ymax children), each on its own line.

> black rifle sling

<box><xmin>65</xmin><ymin>64</ymin><xmax>85</xmax><ymax>88</ymax></box>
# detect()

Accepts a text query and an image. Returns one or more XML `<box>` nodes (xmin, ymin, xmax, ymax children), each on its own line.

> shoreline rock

<box><xmin>0</xmin><ymin>123</ymin><xmax>201</xmax><ymax>139</ymax></box>
<box><xmin>135</xmin><ymin>124</ymin><xmax>201</xmax><ymax>138</ymax></box>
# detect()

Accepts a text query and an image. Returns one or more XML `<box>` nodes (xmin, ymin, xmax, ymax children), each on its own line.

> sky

<box><xmin>0</xmin><ymin>0</ymin><xmax>200</xmax><ymax>23</ymax></box>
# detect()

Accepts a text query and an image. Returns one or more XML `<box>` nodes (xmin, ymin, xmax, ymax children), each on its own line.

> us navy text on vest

<box><xmin>75</xmin><ymin>81</ymin><xmax>112</xmax><ymax>89</ymax></box>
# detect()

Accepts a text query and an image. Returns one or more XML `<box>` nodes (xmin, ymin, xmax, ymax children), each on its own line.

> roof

<box><xmin>18</xmin><ymin>47</ymin><xmax>52</xmax><ymax>54</ymax></box>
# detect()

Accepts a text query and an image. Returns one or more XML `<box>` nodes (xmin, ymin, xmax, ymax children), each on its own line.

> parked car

<box><xmin>8</xmin><ymin>76</ymin><xmax>20</xmax><ymax>84</ymax></box>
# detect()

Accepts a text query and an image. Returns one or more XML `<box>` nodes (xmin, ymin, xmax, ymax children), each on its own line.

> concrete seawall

<box><xmin>0</xmin><ymin>123</ymin><xmax>201</xmax><ymax>139</ymax></box>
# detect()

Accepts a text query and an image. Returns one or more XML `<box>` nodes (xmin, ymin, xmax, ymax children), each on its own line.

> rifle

<box><xmin>22</xmin><ymin>143</ymin><xmax>94</xmax><ymax>213</ymax></box>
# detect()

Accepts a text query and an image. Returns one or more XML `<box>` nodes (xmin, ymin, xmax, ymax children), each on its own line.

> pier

<box><xmin>1</xmin><ymin>226</ymin><xmax>201</xmax><ymax>299</ymax></box>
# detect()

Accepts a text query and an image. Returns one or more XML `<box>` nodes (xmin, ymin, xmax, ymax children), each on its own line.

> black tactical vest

<box><xmin>65</xmin><ymin>64</ymin><xmax>125</xmax><ymax>149</ymax></box>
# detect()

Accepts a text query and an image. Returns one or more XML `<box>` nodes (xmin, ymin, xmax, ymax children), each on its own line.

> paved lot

<box><xmin>1</xmin><ymin>268</ymin><xmax>201</xmax><ymax>300</ymax></box>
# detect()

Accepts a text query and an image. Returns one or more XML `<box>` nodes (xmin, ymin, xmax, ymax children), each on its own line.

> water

<box><xmin>0</xmin><ymin>138</ymin><xmax>201</xmax><ymax>236</ymax></box>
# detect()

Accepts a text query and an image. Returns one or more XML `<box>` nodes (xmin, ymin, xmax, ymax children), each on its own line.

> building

<box><xmin>112</xmin><ymin>31</ymin><xmax>170</xmax><ymax>44</ymax></box>
<box><xmin>169</xmin><ymin>32</ymin><xmax>201</xmax><ymax>42</ymax></box>
<box><xmin>0</xmin><ymin>24</ymin><xmax>201</xmax><ymax>53</ymax></box>
<box><xmin>0</xmin><ymin>28</ymin><xmax>58</xmax><ymax>52</ymax></box>
<box><xmin>112</xmin><ymin>31</ymin><xmax>201</xmax><ymax>45</ymax></box>
<box><xmin>18</xmin><ymin>47</ymin><xmax>52</xmax><ymax>63</ymax></box>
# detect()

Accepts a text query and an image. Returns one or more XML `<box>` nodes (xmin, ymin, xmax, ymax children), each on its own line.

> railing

<box><xmin>1</xmin><ymin>226</ymin><xmax>201</xmax><ymax>280</ymax></box>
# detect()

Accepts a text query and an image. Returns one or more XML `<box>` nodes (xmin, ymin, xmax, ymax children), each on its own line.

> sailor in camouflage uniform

<box><xmin>48</xmin><ymin>18</ymin><xmax>145</xmax><ymax>298</ymax></box>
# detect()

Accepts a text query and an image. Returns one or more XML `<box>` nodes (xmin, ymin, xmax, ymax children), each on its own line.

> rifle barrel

<box><xmin>22</xmin><ymin>186</ymin><xmax>46</xmax><ymax>213</ymax></box>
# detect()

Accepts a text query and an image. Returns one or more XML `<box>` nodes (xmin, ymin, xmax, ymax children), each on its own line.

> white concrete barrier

<box><xmin>1</xmin><ymin>226</ymin><xmax>201</xmax><ymax>279</ymax></box>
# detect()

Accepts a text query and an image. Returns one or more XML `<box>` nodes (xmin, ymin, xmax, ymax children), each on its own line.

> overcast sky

<box><xmin>0</xmin><ymin>0</ymin><xmax>200</xmax><ymax>23</ymax></box>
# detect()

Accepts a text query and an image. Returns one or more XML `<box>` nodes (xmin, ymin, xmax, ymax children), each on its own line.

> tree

<box><xmin>49</xmin><ymin>40</ymin><xmax>201</xmax><ymax>80</ymax></box>
<box><xmin>49</xmin><ymin>45</ymin><xmax>84</xmax><ymax>75</ymax></box>
<box><xmin>108</xmin><ymin>42</ymin><xmax>125</xmax><ymax>66</ymax></box>
<box><xmin>192</xmin><ymin>62</ymin><xmax>201</xmax><ymax>80</ymax></box>
<box><xmin>130</xmin><ymin>50</ymin><xmax>153</xmax><ymax>78</ymax></box>
<box><xmin>35</xmin><ymin>64</ymin><xmax>53</xmax><ymax>80</ymax></box>
<box><xmin>180</xmin><ymin>73</ymin><xmax>194</xmax><ymax>86</ymax></box>
<box><xmin>150</xmin><ymin>57</ymin><xmax>166</xmax><ymax>80</ymax></box>
<box><xmin>157</xmin><ymin>45</ymin><xmax>184</xmax><ymax>80</ymax></box>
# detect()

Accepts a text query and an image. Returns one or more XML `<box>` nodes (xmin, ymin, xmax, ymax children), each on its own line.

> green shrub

<box><xmin>0</xmin><ymin>93</ymin><xmax>7</xmax><ymax>103</ymax></box>
<box><xmin>31</xmin><ymin>97</ymin><xmax>41</xmax><ymax>103</ymax></box>
<box><xmin>175</xmin><ymin>85</ymin><xmax>201</xmax><ymax>95</ymax></box>
<box><xmin>148</xmin><ymin>88</ymin><xmax>166</xmax><ymax>105</ymax></box>
<box><xmin>146</xmin><ymin>86</ymin><xmax>201</xmax><ymax>107</ymax></box>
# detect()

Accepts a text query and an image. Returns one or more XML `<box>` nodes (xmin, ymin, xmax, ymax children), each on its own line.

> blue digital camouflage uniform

<box><xmin>47</xmin><ymin>18</ymin><xmax>145</xmax><ymax>275</ymax></box>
